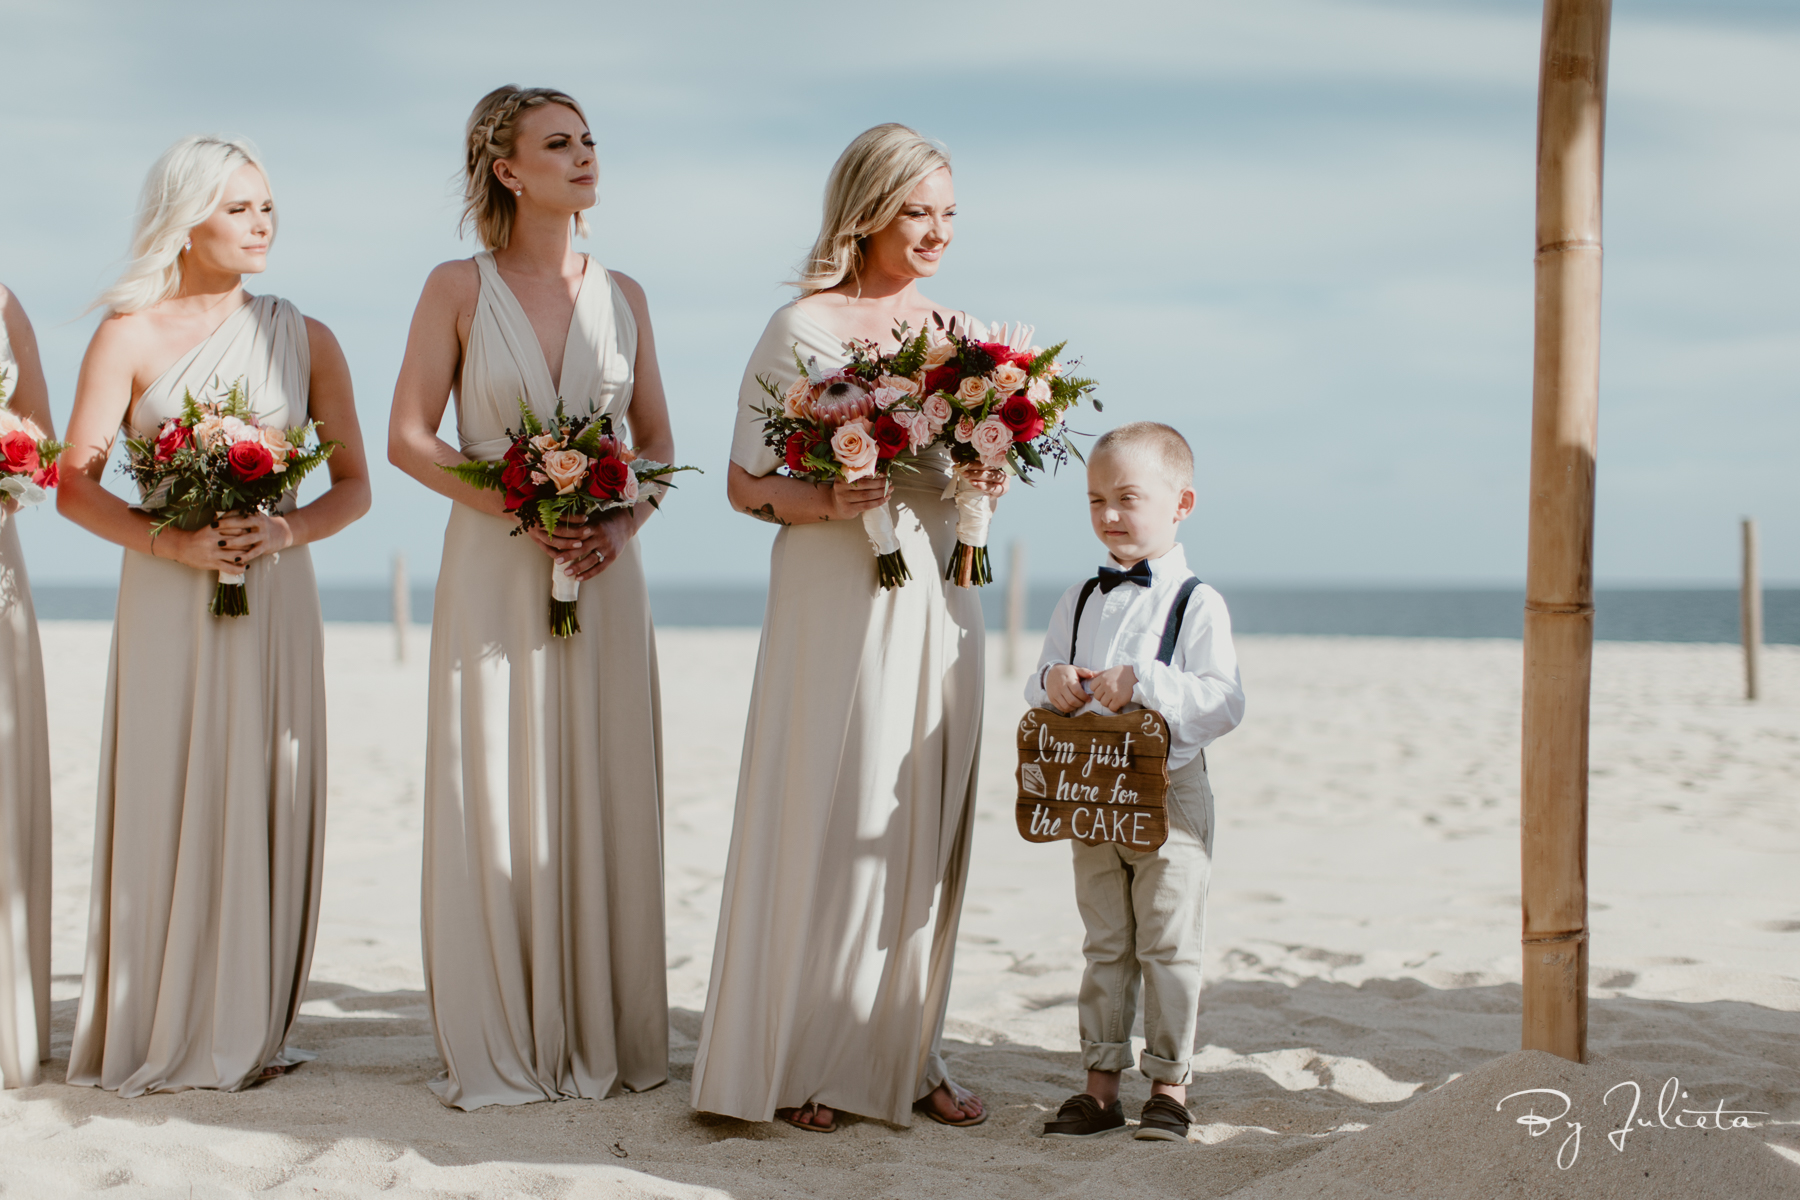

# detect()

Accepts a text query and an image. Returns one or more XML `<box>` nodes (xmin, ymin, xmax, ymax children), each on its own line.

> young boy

<box><xmin>1025</xmin><ymin>421</ymin><xmax>1245</xmax><ymax>1142</ymax></box>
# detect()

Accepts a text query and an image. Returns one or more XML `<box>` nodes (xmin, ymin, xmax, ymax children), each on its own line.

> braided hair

<box><xmin>461</xmin><ymin>85</ymin><xmax>591</xmax><ymax>251</ymax></box>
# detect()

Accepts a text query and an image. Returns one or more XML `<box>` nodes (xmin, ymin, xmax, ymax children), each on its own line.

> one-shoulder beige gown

<box><xmin>69</xmin><ymin>295</ymin><xmax>327</xmax><ymax>1096</ymax></box>
<box><xmin>690</xmin><ymin>303</ymin><xmax>984</xmax><ymax>1127</ymax></box>
<box><xmin>421</xmin><ymin>252</ymin><xmax>667</xmax><ymax>1110</ymax></box>
<box><xmin>0</xmin><ymin>319</ymin><xmax>52</xmax><ymax>1089</ymax></box>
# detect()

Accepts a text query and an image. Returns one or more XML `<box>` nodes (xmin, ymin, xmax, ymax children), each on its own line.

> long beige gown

<box><xmin>0</xmin><ymin>321</ymin><xmax>52</xmax><ymax>1089</ymax></box>
<box><xmin>690</xmin><ymin>303</ymin><xmax>984</xmax><ymax>1127</ymax></box>
<box><xmin>68</xmin><ymin>295</ymin><xmax>327</xmax><ymax>1096</ymax></box>
<box><xmin>421</xmin><ymin>252</ymin><xmax>667</xmax><ymax>1111</ymax></box>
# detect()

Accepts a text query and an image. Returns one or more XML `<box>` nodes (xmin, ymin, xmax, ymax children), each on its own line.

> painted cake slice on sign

<box><xmin>1015</xmin><ymin>707</ymin><xmax>1171</xmax><ymax>851</ymax></box>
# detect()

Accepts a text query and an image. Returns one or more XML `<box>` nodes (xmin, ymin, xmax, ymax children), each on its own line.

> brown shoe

<box><xmin>1040</xmin><ymin>1093</ymin><xmax>1126</xmax><ymax>1139</ymax></box>
<box><xmin>1134</xmin><ymin>1094</ymin><xmax>1192</xmax><ymax>1141</ymax></box>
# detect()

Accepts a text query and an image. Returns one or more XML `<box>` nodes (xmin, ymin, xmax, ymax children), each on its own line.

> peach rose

<box><xmin>922</xmin><ymin>393</ymin><xmax>953</xmax><ymax>432</ymax></box>
<box><xmin>830</xmin><ymin>417</ymin><xmax>880</xmax><ymax>482</ymax></box>
<box><xmin>784</xmin><ymin>375</ymin><xmax>816</xmax><ymax>419</ymax></box>
<box><xmin>541</xmin><ymin>448</ymin><xmax>590</xmax><ymax>495</ymax></box>
<box><xmin>923</xmin><ymin>338</ymin><xmax>955</xmax><ymax>368</ymax></box>
<box><xmin>878</xmin><ymin>374</ymin><xmax>919</xmax><ymax>398</ymax></box>
<box><xmin>260</xmin><ymin>425</ymin><xmax>292</xmax><ymax>470</ymax></box>
<box><xmin>955</xmin><ymin>375</ymin><xmax>990</xmax><ymax>403</ymax></box>
<box><xmin>990</xmin><ymin>363</ymin><xmax>1028</xmax><ymax>394</ymax></box>
<box><xmin>971</xmin><ymin>416</ymin><xmax>1013</xmax><ymax>466</ymax></box>
<box><xmin>194</xmin><ymin>415</ymin><xmax>227</xmax><ymax>449</ymax></box>
<box><xmin>530</xmin><ymin>432</ymin><xmax>563</xmax><ymax>454</ymax></box>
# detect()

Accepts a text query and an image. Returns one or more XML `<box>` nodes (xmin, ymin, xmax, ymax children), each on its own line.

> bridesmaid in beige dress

<box><xmin>59</xmin><ymin>136</ymin><xmax>371</xmax><ymax>1096</ymax></box>
<box><xmin>0</xmin><ymin>284</ymin><xmax>54</xmax><ymax>1089</ymax></box>
<box><xmin>692</xmin><ymin>124</ymin><xmax>1006</xmax><ymax>1131</ymax></box>
<box><xmin>388</xmin><ymin>86</ymin><xmax>674</xmax><ymax>1110</ymax></box>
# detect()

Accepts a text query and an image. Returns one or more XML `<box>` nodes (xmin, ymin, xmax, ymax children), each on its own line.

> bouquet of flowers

<box><xmin>0</xmin><ymin>369</ymin><xmax>64</xmax><ymax>509</ymax></box>
<box><xmin>122</xmin><ymin>378</ymin><xmax>338</xmax><ymax>617</ymax></box>
<box><xmin>921</xmin><ymin>317</ymin><xmax>1098</xmax><ymax>586</ymax></box>
<box><xmin>751</xmin><ymin>327</ymin><xmax>949</xmax><ymax>590</ymax></box>
<box><xmin>443</xmin><ymin>401</ymin><xmax>697</xmax><ymax>637</ymax></box>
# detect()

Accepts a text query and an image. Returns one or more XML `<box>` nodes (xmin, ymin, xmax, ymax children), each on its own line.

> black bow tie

<box><xmin>1097</xmin><ymin>560</ymin><xmax>1153</xmax><ymax>593</ymax></box>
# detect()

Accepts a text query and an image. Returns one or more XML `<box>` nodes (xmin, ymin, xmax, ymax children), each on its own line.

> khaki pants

<box><xmin>1070</xmin><ymin>752</ymin><xmax>1213</xmax><ymax>1085</ymax></box>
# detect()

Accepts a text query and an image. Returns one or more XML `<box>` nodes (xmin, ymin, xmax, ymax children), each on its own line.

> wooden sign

<box><xmin>1016</xmin><ymin>707</ymin><xmax>1170</xmax><ymax>851</ymax></box>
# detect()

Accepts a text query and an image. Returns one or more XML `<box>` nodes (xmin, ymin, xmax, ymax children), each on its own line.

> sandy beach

<box><xmin>1</xmin><ymin>621</ymin><xmax>1795</xmax><ymax>1198</ymax></box>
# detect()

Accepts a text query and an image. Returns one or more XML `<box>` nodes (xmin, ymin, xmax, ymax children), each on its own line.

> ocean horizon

<box><xmin>24</xmin><ymin>583</ymin><xmax>1799</xmax><ymax>645</ymax></box>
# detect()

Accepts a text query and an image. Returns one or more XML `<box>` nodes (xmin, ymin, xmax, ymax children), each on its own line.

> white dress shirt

<box><xmin>1023</xmin><ymin>543</ymin><xmax>1244</xmax><ymax>771</ymax></box>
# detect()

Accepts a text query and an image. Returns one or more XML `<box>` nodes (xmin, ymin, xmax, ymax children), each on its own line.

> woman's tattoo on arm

<box><xmin>744</xmin><ymin>502</ymin><xmax>788</xmax><ymax>526</ymax></box>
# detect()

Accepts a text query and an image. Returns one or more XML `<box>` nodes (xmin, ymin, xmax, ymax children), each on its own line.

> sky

<box><xmin>1</xmin><ymin>0</ymin><xmax>1794</xmax><ymax>588</ymax></box>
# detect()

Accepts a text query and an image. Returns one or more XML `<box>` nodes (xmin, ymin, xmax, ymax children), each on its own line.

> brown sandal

<box><xmin>777</xmin><ymin>1102</ymin><xmax>838</xmax><ymax>1133</ymax></box>
<box><xmin>916</xmin><ymin>1082</ymin><xmax>988</xmax><ymax>1127</ymax></box>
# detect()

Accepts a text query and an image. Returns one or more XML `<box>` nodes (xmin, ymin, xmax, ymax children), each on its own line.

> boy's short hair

<box><xmin>1091</xmin><ymin>422</ymin><xmax>1194</xmax><ymax>491</ymax></box>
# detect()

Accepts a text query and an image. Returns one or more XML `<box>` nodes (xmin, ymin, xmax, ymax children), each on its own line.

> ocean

<box><xmin>26</xmin><ymin>583</ymin><xmax>1798</xmax><ymax>645</ymax></box>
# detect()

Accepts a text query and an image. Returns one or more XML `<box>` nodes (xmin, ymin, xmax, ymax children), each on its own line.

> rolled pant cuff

<box><xmin>1138</xmin><ymin>1050</ymin><xmax>1193</xmax><ymax>1086</ymax></box>
<box><xmin>1080</xmin><ymin>1039</ymin><xmax>1136</xmax><ymax>1074</ymax></box>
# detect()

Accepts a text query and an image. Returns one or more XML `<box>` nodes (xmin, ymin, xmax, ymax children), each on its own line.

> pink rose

<box><xmin>922</xmin><ymin>393</ymin><xmax>952</xmax><ymax>432</ymax></box>
<box><xmin>830</xmin><ymin>417</ymin><xmax>880</xmax><ymax>481</ymax></box>
<box><xmin>870</xmin><ymin>385</ymin><xmax>905</xmax><ymax>411</ymax></box>
<box><xmin>1026</xmin><ymin>377</ymin><xmax>1051</xmax><ymax>406</ymax></box>
<box><xmin>970</xmin><ymin>416</ymin><xmax>1013</xmax><ymax>467</ymax></box>
<box><xmin>260</xmin><ymin>425</ymin><xmax>292</xmax><ymax>470</ymax></box>
<box><xmin>954</xmin><ymin>416</ymin><xmax>976</xmax><ymax>443</ymax></box>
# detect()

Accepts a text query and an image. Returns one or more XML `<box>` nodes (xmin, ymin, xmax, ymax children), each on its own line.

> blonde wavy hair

<box><xmin>793</xmin><ymin>124</ymin><xmax>951</xmax><ymax>294</ymax></box>
<box><xmin>94</xmin><ymin>135</ymin><xmax>271</xmax><ymax>315</ymax></box>
<box><xmin>461</xmin><ymin>85</ymin><xmax>592</xmax><ymax>251</ymax></box>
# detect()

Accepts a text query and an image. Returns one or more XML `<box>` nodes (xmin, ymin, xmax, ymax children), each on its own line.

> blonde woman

<box><xmin>692</xmin><ymin>124</ymin><xmax>1005</xmax><ymax>1131</ymax></box>
<box><xmin>388</xmin><ymin>85</ymin><xmax>673</xmax><ymax>1109</ymax></box>
<box><xmin>60</xmin><ymin>136</ymin><xmax>370</xmax><ymax>1095</ymax></box>
<box><xmin>0</xmin><ymin>285</ymin><xmax>54</xmax><ymax>1089</ymax></box>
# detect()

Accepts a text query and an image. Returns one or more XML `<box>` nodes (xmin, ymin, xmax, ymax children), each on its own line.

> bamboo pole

<box><xmin>1742</xmin><ymin>518</ymin><xmax>1761</xmax><ymax>701</ymax></box>
<box><xmin>1521</xmin><ymin>0</ymin><xmax>1611</xmax><ymax>1064</ymax></box>
<box><xmin>392</xmin><ymin>552</ymin><xmax>408</xmax><ymax>664</ymax></box>
<box><xmin>1005</xmin><ymin>541</ymin><xmax>1027</xmax><ymax>676</ymax></box>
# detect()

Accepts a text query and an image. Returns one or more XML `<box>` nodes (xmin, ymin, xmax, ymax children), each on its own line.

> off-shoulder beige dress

<box><xmin>0</xmin><ymin>318</ymin><xmax>52</xmax><ymax>1089</ymax></box>
<box><xmin>420</xmin><ymin>252</ymin><xmax>667</xmax><ymax>1110</ymax></box>
<box><xmin>690</xmin><ymin>303</ymin><xmax>984</xmax><ymax>1127</ymax></box>
<box><xmin>68</xmin><ymin>295</ymin><xmax>328</xmax><ymax>1096</ymax></box>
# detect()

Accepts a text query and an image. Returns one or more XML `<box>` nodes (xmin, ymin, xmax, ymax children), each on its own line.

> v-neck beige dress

<box><xmin>68</xmin><ymin>295</ymin><xmax>328</xmax><ymax>1096</ymax></box>
<box><xmin>420</xmin><ymin>252</ymin><xmax>667</xmax><ymax>1110</ymax></box>
<box><xmin>0</xmin><ymin>317</ymin><xmax>52</xmax><ymax>1089</ymax></box>
<box><xmin>690</xmin><ymin>303</ymin><xmax>985</xmax><ymax>1127</ymax></box>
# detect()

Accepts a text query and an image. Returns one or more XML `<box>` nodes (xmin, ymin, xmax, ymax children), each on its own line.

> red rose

<box><xmin>587</xmin><ymin>456</ymin><xmax>631</xmax><ymax>499</ymax></box>
<box><xmin>226</xmin><ymin>440</ymin><xmax>274</xmax><ymax>482</ymax></box>
<box><xmin>503</xmin><ymin>440</ymin><xmax>529</xmax><ymax>465</ymax></box>
<box><xmin>923</xmin><ymin>364</ymin><xmax>961</xmax><ymax>397</ymax></box>
<box><xmin>998</xmin><ymin>395</ymin><xmax>1045</xmax><ymax>442</ymax></box>
<box><xmin>154</xmin><ymin>422</ymin><xmax>192</xmax><ymax>462</ymax></box>
<box><xmin>872</xmin><ymin>413</ymin><xmax>908</xmax><ymax>460</ymax></box>
<box><xmin>0</xmin><ymin>431</ymin><xmax>39</xmax><ymax>474</ymax></box>
<box><xmin>783</xmin><ymin>430</ymin><xmax>820</xmax><ymax>474</ymax></box>
<box><xmin>500</xmin><ymin>459</ymin><xmax>535</xmax><ymax>506</ymax></box>
<box><xmin>32</xmin><ymin>461</ymin><xmax>58</xmax><ymax>490</ymax></box>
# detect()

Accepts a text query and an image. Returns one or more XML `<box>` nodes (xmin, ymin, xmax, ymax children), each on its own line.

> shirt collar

<box><xmin>1102</xmin><ymin>542</ymin><xmax>1188</xmax><ymax>581</ymax></box>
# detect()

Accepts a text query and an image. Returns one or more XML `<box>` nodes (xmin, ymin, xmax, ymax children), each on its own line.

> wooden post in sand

<box><xmin>1521</xmin><ymin>0</ymin><xmax>1611</xmax><ymax>1064</ymax></box>
<box><xmin>392</xmin><ymin>552</ymin><xmax>408</xmax><ymax>664</ymax></box>
<box><xmin>1006</xmin><ymin>541</ymin><xmax>1027</xmax><ymax>675</ymax></box>
<box><xmin>1741</xmin><ymin>518</ymin><xmax>1761</xmax><ymax>701</ymax></box>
